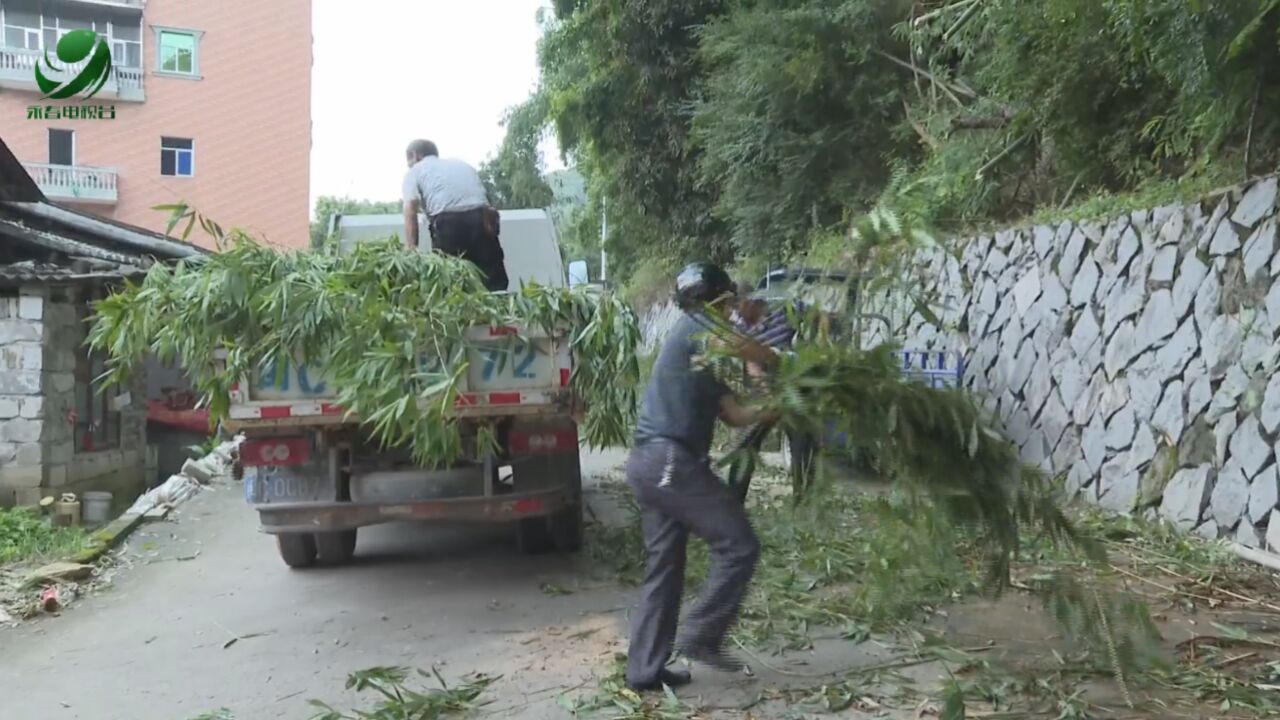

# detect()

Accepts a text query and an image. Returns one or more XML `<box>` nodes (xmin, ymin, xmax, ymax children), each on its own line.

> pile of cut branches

<box><xmin>88</xmin><ymin>228</ymin><xmax>640</xmax><ymax>466</ymax></box>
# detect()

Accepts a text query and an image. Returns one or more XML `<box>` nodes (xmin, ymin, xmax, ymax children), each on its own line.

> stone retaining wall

<box><xmin>891</xmin><ymin>175</ymin><xmax>1280</xmax><ymax>551</ymax></box>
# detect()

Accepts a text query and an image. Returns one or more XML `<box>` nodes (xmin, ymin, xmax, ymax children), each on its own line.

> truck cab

<box><xmin>234</xmin><ymin>209</ymin><xmax>584</xmax><ymax>569</ymax></box>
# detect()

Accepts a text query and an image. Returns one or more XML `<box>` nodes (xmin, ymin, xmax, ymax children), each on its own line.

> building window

<box><xmin>160</xmin><ymin>137</ymin><xmax>194</xmax><ymax>177</ymax></box>
<box><xmin>74</xmin><ymin>289</ymin><xmax>121</xmax><ymax>454</ymax></box>
<box><xmin>2</xmin><ymin>1</ymin><xmax>40</xmax><ymax>49</ymax></box>
<box><xmin>153</xmin><ymin>26</ymin><xmax>202</xmax><ymax>77</ymax></box>
<box><xmin>109</xmin><ymin>14</ymin><xmax>142</xmax><ymax>69</ymax></box>
<box><xmin>2</xmin><ymin>3</ymin><xmax>143</xmax><ymax>67</ymax></box>
<box><xmin>48</xmin><ymin>129</ymin><xmax>74</xmax><ymax>166</ymax></box>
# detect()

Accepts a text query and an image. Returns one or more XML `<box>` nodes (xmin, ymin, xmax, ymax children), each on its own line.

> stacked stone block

<box><xmin>893</xmin><ymin>175</ymin><xmax>1280</xmax><ymax>551</ymax></box>
<box><xmin>0</xmin><ymin>290</ymin><xmax>47</xmax><ymax>504</ymax></box>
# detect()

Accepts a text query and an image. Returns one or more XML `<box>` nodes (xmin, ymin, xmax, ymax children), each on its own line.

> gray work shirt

<box><xmin>634</xmin><ymin>315</ymin><xmax>730</xmax><ymax>458</ymax></box>
<box><xmin>401</xmin><ymin>156</ymin><xmax>489</xmax><ymax>217</ymax></box>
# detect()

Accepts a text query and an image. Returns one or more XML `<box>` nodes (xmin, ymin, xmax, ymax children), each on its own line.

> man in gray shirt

<box><xmin>402</xmin><ymin>139</ymin><xmax>508</xmax><ymax>291</ymax></box>
<box><xmin>625</xmin><ymin>262</ymin><xmax>776</xmax><ymax>692</ymax></box>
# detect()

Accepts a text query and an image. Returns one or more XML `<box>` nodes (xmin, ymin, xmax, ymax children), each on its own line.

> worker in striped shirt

<box><xmin>729</xmin><ymin>282</ymin><xmax>818</xmax><ymax>501</ymax></box>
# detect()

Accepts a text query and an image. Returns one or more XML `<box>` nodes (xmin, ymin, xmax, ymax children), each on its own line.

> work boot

<box><xmin>627</xmin><ymin>667</ymin><xmax>692</xmax><ymax>692</ymax></box>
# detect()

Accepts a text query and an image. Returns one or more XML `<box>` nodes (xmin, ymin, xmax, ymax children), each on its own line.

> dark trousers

<box><xmin>429</xmin><ymin>207</ymin><xmax>508</xmax><ymax>291</ymax></box>
<box><xmin>624</xmin><ymin>440</ymin><xmax>760</xmax><ymax>686</ymax></box>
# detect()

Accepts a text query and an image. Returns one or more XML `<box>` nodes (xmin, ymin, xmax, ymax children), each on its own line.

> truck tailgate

<box><xmin>225</xmin><ymin>325</ymin><xmax>573</xmax><ymax>425</ymax></box>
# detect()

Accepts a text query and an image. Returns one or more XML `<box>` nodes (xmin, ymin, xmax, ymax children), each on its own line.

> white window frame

<box><xmin>151</xmin><ymin>25</ymin><xmax>203</xmax><ymax>79</ymax></box>
<box><xmin>161</xmin><ymin>137</ymin><xmax>195</xmax><ymax>178</ymax></box>
<box><xmin>0</xmin><ymin>5</ymin><xmax>41</xmax><ymax>50</ymax></box>
<box><xmin>0</xmin><ymin>6</ymin><xmax>143</xmax><ymax>68</ymax></box>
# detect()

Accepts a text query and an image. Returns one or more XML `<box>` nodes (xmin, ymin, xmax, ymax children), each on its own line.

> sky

<box><xmin>309</xmin><ymin>0</ymin><xmax>559</xmax><ymax>213</ymax></box>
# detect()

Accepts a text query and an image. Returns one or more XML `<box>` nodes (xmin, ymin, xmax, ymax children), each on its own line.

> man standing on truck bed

<box><xmin>402</xmin><ymin>139</ymin><xmax>509</xmax><ymax>291</ymax></box>
<box><xmin>624</xmin><ymin>262</ymin><xmax>777</xmax><ymax>693</ymax></box>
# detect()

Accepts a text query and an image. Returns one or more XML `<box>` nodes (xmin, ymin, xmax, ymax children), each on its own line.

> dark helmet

<box><xmin>674</xmin><ymin>262</ymin><xmax>734</xmax><ymax>311</ymax></box>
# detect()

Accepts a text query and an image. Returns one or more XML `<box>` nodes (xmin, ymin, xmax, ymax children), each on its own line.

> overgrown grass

<box><xmin>0</xmin><ymin>507</ymin><xmax>88</xmax><ymax>566</ymax></box>
<box><xmin>771</xmin><ymin>159</ymin><xmax>1246</xmax><ymax>286</ymax></box>
<box><xmin>1024</xmin><ymin>162</ymin><xmax>1245</xmax><ymax>229</ymax></box>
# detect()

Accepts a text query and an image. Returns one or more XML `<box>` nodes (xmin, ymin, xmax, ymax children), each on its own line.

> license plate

<box><xmin>245</xmin><ymin>468</ymin><xmax>328</xmax><ymax>504</ymax></box>
<box><xmin>468</xmin><ymin>339</ymin><xmax>554</xmax><ymax>391</ymax></box>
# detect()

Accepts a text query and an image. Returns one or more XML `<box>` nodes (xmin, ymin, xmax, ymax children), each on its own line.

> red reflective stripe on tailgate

<box><xmin>560</xmin><ymin>368</ymin><xmax>570</xmax><ymax>387</ymax></box>
<box><xmin>259</xmin><ymin>406</ymin><xmax>292</xmax><ymax>419</ymax></box>
<box><xmin>513</xmin><ymin>498</ymin><xmax>543</xmax><ymax>514</ymax></box>
<box><xmin>321</xmin><ymin>403</ymin><xmax>343</xmax><ymax>415</ymax></box>
<box><xmin>489</xmin><ymin>392</ymin><xmax>522</xmax><ymax>405</ymax></box>
<box><xmin>454</xmin><ymin>394</ymin><xmax>479</xmax><ymax>407</ymax></box>
<box><xmin>488</xmin><ymin>326</ymin><xmax>518</xmax><ymax>336</ymax></box>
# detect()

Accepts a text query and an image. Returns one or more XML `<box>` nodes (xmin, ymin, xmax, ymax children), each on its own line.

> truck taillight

<box><xmin>242</xmin><ymin>438</ymin><xmax>310</xmax><ymax>467</ymax></box>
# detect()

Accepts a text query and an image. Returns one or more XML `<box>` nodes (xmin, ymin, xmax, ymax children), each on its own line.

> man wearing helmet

<box><xmin>624</xmin><ymin>262</ymin><xmax>777</xmax><ymax>692</ymax></box>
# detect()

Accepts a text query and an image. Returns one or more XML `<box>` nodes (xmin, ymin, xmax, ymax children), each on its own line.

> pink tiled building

<box><xmin>0</xmin><ymin>0</ymin><xmax>312</xmax><ymax>249</ymax></box>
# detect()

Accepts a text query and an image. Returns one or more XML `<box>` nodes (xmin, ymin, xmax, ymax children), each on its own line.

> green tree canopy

<box><xmin>479</xmin><ymin>91</ymin><xmax>556</xmax><ymax>210</ymax></box>
<box><xmin>311</xmin><ymin>196</ymin><xmax>403</xmax><ymax>247</ymax></box>
<box><xmin>480</xmin><ymin>0</ymin><xmax>1280</xmax><ymax>290</ymax></box>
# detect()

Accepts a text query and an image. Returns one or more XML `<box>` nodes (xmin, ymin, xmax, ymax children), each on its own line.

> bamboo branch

<box><xmin>904</xmin><ymin>100</ymin><xmax>941</xmax><ymax>150</ymax></box>
<box><xmin>872</xmin><ymin>49</ymin><xmax>971</xmax><ymax>108</ymax></box>
<box><xmin>944</xmin><ymin>0</ymin><xmax>986</xmax><ymax>43</ymax></box>
<box><xmin>951</xmin><ymin>112</ymin><xmax>1013</xmax><ymax>130</ymax></box>
<box><xmin>1244</xmin><ymin>78</ymin><xmax>1262</xmax><ymax>180</ymax></box>
<box><xmin>975</xmin><ymin>133</ymin><xmax>1031</xmax><ymax>180</ymax></box>
<box><xmin>1059</xmin><ymin>171</ymin><xmax>1085</xmax><ymax>210</ymax></box>
<box><xmin>913</xmin><ymin>0</ymin><xmax>980</xmax><ymax>27</ymax></box>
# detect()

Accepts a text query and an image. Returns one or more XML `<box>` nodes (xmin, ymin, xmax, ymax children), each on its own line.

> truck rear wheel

<box><xmin>516</xmin><ymin>517</ymin><xmax>554</xmax><ymax>555</ymax></box>
<box><xmin>514</xmin><ymin>449</ymin><xmax>584</xmax><ymax>554</ymax></box>
<box><xmin>517</xmin><ymin>501</ymin><xmax>583</xmax><ymax>554</ymax></box>
<box><xmin>316</xmin><ymin>529</ymin><xmax>358</xmax><ymax>565</ymax></box>
<box><xmin>276</xmin><ymin>533</ymin><xmax>318</xmax><ymax>568</ymax></box>
<box><xmin>549</xmin><ymin>501</ymin><xmax>583</xmax><ymax>553</ymax></box>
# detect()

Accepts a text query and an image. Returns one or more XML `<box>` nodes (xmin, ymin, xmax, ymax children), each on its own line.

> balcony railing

<box><xmin>69</xmin><ymin>1</ymin><xmax>146</xmax><ymax>7</ymax></box>
<box><xmin>23</xmin><ymin>162</ymin><xmax>119</xmax><ymax>205</ymax></box>
<box><xmin>0</xmin><ymin>46</ymin><xmax>145</xmax><ymax>102</ymax></box>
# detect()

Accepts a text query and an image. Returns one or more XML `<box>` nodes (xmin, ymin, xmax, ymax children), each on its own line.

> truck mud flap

<box><xmin>252</xmin><ymin>488</ymin><xmax>569</xmax><ymax>534</ymax></box>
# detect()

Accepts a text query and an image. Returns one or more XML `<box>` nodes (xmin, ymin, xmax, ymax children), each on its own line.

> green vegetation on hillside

<box><xmin>491</xmin><ymin>0</ymin><xmax>1280</xmax><ymax>290</ymax></box>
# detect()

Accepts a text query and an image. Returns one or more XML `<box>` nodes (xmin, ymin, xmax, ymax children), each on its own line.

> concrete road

<box><xmin>0</xmin><ymin>450</ymin><xmax>640</xmax><ymax>720</ymax></box>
